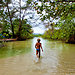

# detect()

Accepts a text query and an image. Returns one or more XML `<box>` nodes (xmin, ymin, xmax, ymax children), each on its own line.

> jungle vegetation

<box><xmin>0</xmin><ymin>0</ymin><xmax>75</xmax><ymax>43</ymax></box>
<box><xmin>0</xmin><ymin>0</ymin><xmax>33</xmax><ymax>40</ymax></box>
<box><xmin>33</xmin><ymin>0</ymin><xmax>75</xmax><ymax>43</ymax></box>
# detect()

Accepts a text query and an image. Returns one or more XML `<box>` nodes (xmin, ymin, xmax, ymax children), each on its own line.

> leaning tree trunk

<box><xmin>6</xmin><ymin>2</ymin><xmax>15</xmax><ymax>38</ymax></box>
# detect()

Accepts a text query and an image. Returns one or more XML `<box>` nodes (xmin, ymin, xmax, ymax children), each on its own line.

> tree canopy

<box><xmin>33</xmin><ymin>0</ymin><xmax>75</xmax><ymax>43</ymax></box>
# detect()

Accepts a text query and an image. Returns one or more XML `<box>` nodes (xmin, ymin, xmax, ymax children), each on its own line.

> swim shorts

<box><xmin>36</xmin><ymin>49</ymin><xmax>40</xmax><ymax>51</ymax></box>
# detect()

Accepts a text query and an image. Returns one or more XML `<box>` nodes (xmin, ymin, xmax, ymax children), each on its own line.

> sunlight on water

<box><xmin>0</xmin><ymin>37</ymin><xmax>75</xmax><ymax>75</ymax></box>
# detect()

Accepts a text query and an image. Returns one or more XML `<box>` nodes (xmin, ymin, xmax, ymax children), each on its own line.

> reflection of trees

<box><xmin>0</xmin><ymin>40</ymin><xmax>32</xmax><ymax>58</ymax></box>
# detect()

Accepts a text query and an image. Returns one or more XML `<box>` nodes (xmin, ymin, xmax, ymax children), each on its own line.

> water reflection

<box><xmin>0</xmin><ymin>37</ymin><xmax>75</xmax><ymax>75</ymax></box>
<box><xmin>0</xmin><ymin>40</ymin><xmax>32</xmax><ymax>58</ymax></box>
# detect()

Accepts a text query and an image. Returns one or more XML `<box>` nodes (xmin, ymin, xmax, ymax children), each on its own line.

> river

<box><xmin>0</xmin><ymin>37</ymin><xmax>75</xmax><ymax>75</ymax></box>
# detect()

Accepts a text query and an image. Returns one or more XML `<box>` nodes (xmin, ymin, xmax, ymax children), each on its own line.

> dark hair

<box><xmin>37</xmin><ymin>39</ymin><xmax>41</xmax><ymax>42</ymax></box>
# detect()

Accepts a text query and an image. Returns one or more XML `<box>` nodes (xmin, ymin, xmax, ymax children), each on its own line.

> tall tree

<box><xmin>0</xmin><ymin>0</ymin><xmax>20</xmax><ymax>38</ymax></box>
<box><xmin>17</xmin><ymin>0</ymin><xmax>32</xmax><ymax>39</ymax></box>
<box><xmin>6</xmin><ymin>0</ymin><xmax>15</xmax><ymax>38</ymax></box>
<box><xmin>0</xmin><ymin>0</ymin><xmax>16</xmax><ymax>38</ymax></box>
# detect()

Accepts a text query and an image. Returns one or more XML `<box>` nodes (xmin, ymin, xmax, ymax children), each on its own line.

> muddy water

<box><xmin>0</xmin><ymin>37</ymin><xmax>75</xmax><ymax>75</ymax></box>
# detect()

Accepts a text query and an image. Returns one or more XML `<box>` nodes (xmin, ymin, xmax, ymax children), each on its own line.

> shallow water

<box><xmin>0</xmin><ymin>37</ymin><xmax>75</xmax><ymax>75</ymax></box>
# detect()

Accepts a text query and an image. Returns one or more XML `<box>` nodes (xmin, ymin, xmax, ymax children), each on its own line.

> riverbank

<box><xmin>0</xmin><ymin>38</ymin><xmax>18</xmax><ymax>47</ymax></box>
<box><xmin>42</xmin><ymin>36</ymin><xmax>75</xmax><ymax>44</ymax></box>
<box><xmin>0</xmin><ymin>38</ymin><xmax>17</xmax><ymax>42</ymax></box>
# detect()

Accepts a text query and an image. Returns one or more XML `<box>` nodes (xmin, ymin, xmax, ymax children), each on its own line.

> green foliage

<box><xmin>20</xmin><ymin>23</ymin><xmax>33</xmax><ymax>39</ymax></box>
<box><xmin>43</xmin><ymin>7</ymin><xmax>75</xmax><ymax>41</ymax></box>
<box><xmin>33</xmin><ymin>34</ymin><xmax>42</xmax><ymax>37</ymax></box>
<box><xmin>34</xmin><ymin>1</ymin><xmax>75</xmax><ymax>27</ymax></box>
<box><xmin>0</xmin><ymin>0</ymin><xmax>33</xmax><ymax>40</ymax></box>
<box><xmin>13</xmin><ymin>19</ymin><xmax>33</xmax><ymax>39</ymax></box>
<box><xmin>0</xmin><ymin>33</ymin><xmax>3</xmax><ymax>39</ymax></box>
<box><xmin>34</xmin><ymin>1</ymin><xmax>75</xmax><ymax>42</ymax></box>
<box><xmin>27</xmin><ymin>0</ymin><xmax>32</xmax><ymax>4</ymax></box>
<box><xmin>43</xmin><ymin>16</ymin><xmax>75</xmax><ymax>41</ymax></box>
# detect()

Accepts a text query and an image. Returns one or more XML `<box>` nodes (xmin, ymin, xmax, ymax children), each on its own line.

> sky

<box><xmin>24</xmin><ymin>9</ymin><xmax>46</xmax><ymax>34</ymax></box>
<box><xmin>32</xmin><ymin>27</ymin><xmax>45</xmax><ymax>34</ymax></box>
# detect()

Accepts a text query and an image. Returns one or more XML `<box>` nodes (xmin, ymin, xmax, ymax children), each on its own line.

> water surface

<box><xmin>0</xmin><ymin>37</ymin><xmax>75</xmax><ymax>75</ymax></box>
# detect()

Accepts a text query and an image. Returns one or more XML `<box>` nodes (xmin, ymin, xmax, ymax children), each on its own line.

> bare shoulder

<box><xmin>40</xmin><ymin>43</ymin><xmax>41</xmax><ymax>44</ymax></box>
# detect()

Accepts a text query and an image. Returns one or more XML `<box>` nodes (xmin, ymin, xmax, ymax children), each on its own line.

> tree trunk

<box><xmin>6</xmin><ymin>2</ymin><xmax>15</xmax><ymax>38</ymax></box>
<box><xmin>68</xmin><ymin>35</ymin><xmax>75</xmax><ymax>43</ymax></box>
<box><xmin>17</xmin><ymin>0</ymin><xmax>22</xmax><ymax>40</ymax></box>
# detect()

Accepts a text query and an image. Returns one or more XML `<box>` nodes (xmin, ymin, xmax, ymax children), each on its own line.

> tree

<box><xmin>6</xmin><ymin>0</ymin><xmax>15</xmax><ymax>38</ymax></box>
<box><xmin>33</xmin><ymin>0</ymin><xmax>75</xmax><ymax>31</ymax></box>
<box><xmin>0</xmin><ymin>0</ymin><xmax>33</xmax><ymax>40</ymax></box>
<box><xmin>17</xmin><ymin>0</ymin><xmax>32</xmax><ymax>39</ymax></box>
<box><xmin>0</xmin><ymin>0</ymin><xmax>19</xmax><ymax>38</ymax></box>
<box><xmin>13</xmin><ymin>19</ymin><xmax>33</xmax><ymax>40</ymax></box>
<box><xmin>35</xmin><ymin>0</ymin><xmax>75</xmax><ymax>43</ymax></box>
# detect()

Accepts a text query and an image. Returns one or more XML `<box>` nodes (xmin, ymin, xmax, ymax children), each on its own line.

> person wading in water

<box><xmin>35</xmin><ymin>38</ymin><xmax>43</xmax><ymax>58</ymax></box>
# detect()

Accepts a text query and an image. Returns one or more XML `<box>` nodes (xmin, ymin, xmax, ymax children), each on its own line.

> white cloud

<box><xmin>32</xmin><ymin>27</ymin><xmax>45</xmax><ymax>34</ymax></box>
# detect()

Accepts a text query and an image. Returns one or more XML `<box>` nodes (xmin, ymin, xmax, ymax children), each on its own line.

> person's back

<box><xmin>35</xmin><ymin>39</ymin><xmax>43</xmax><ymax>58</ymax></box>
<box><xmin>35</xmin><ymin>42</ymin><xmax>41</xmax><ymax>49</ymax></box>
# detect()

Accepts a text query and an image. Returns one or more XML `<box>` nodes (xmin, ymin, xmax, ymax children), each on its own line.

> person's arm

<box><xmin>40</xmin><ymin>43</ymin><xmax>43</xmax><ymax>52</ymax></box>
